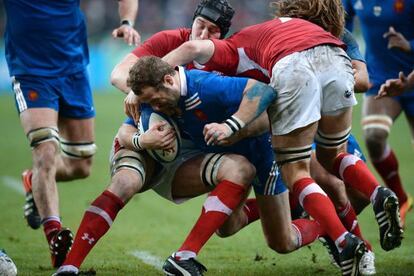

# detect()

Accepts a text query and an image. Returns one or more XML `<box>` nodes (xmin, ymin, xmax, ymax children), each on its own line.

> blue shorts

<box><xmin>365</xmin><ymin>86</ymin><xmax>414</xmax><ymax>116</ymax></box>
<box><xmin>347</xmin><ymin>134</ymin><xmax>367</xmax><ymax>162</ymax></box>
<box><xmin>12</xmin><ymin>70</ymin><xmax>95</xmax><ymax>119</ymax></box>
<box><xmin>311</xmin><ymin>134</ymin><xmax>366</xmax><ymax>162</ymax></box>
<box><xmin>226</xmin><ymin>134</ymin><xmax>287</xmax><ymax>196</ymax></box>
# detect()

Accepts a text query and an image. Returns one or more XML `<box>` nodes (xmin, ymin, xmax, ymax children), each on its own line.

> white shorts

<box><xmin>151</xmin><ymin>139</ymin><xmax>203</xmax><ymax>203</ymax></box>
<box><xmin>109</xmin><ymin>138</ymin><xmax>203</xmax><ymax>204</ymax></box>
<box><xmin>268</xmin><ymin>45</ymin><xmax>357</xmax><ymax>135</ymax></box>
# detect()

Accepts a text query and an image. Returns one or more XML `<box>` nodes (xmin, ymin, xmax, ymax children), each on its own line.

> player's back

<box><xmin>4</xmin><ymin>0</ymin><xmax>88</xmax><ymax>77</ymax></box>
<box><xmin>227</xmin><ymin>18</ymin><xmax>344</xmax><ymax>75</ymax></box>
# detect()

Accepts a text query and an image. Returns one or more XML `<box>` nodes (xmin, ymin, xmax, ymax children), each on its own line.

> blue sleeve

<box><xmin>123</xmin><ymin>116</ymin><xmax>136</xmax><ymax>127</ymax></box>
<box><xmin>190</xmin><ymin>70</ymin><xmax>249</xmax><ymax>109</ymax></box>
<box><xmin>341</xmin><ymin>29</ymin><xmax>365</xmax><ymax>62</ymax></box>
<box><xmin>342</xmin><ymin>0</ymin><xmax>355</xmax><ymax>31</ymax></box>
<box><xmin>410</xmin><ymin>40</ymin><xmax>414</xmax><ymax>54</ymax></box>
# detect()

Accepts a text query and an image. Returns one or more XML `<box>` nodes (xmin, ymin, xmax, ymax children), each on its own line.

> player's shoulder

<box><xmin>151</xmin><ymin>28</ymin><xmax>191</xmax><ymax>42</ymax></box>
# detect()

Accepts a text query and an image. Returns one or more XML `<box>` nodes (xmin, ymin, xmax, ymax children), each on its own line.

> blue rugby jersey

<box><xmin>125</xmin><ymin>67</ymin><xmax>274</xmax><ymax>176</ymax></box>
<box><xmin>343</xmin><ymin>0</ymin><xmax>414</xmax><ymax>92</ymax></box>
<box><xmin>4</xmin><ymin>0</ymin><xmax>89</xmax><ymax>77</ymax></box>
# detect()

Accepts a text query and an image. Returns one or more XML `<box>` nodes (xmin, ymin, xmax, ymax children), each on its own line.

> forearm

<box><xmin>111</xmin><ymin>53</ymin><xmax>138</xmax><ymax>94</ymax></box>
<box><xmin>238</xmin><ymin>112</ymin><xmax>269</xmax><ymax>138</ymax></box>
<box><xmin>163</xmin><ymin>40</ymin><xmax>214</xmax><ymax>66</ymax></box>
<box><xmin>118</xmin><ymin>123</ymin><xmax>142</xmax><ymax>151</ymax></box>
<box><xmin>232</xmin><ymin>81</ymin><xmax>276</xmax><ymax>126</ymax></box>
<box><xmin>118</xmin><ymin>0</ymin><xmax>138</xmax><ymax>24</ymax></box>
<box><xmin>352</xmin><ymin>60</ymin><xmax>370</xmax><ymax>93</ymax></box>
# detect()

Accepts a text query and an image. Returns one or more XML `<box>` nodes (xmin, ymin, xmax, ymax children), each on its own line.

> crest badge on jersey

<box><xmin>193</xmin><ymin>109</ymin><xmax>208</xmax><ymax>121</ymax></box>
<box><xmin>28</xmin><ymin>90</ymin><xmax>38</xmax><ymax>101</ymax></box>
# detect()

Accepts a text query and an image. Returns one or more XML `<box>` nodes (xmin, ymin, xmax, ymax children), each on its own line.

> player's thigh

<box><xmin>362</xmin><ymin>95</ymin><xmax>402</xmax><ymax>119</ymax></box>
<box><xmin>108</xmin><ymin>147</ymin><xmax>152</xmax><ymax>202</ymax></box>
<box><xmin>19</xmin><ymin>108</ymin><xmax>58</xmax><ymax>135</ymax></box>
<box><xmin>58</xmin><ymin>117</ymin><xmax>95</xmax><ymax>141</ymax></box>
<box><xmin>171</xmin><ymin>154</ymin><xmax>212</xmax><ymax>198</ymax></box>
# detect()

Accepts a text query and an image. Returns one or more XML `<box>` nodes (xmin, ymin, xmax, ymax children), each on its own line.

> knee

<box><xmin>70</xmin><ymin>159</ymin><xmax>93</xmax><ymax>179</ymax></box>
<box><xmin>221</xmin><ymin>155</ymin><xmax>256</xmax><ymax>185</ymax></box>
<box><xmin>266</xmin><ymin>238</ymin><xmax>296</xmax><ymax>254</ymax></box>
<box><xmin>215</xmin><ymin>228</ymin><xmax>232</xmax><ymax>238</ymax></box>
<box><xmin>33</xmin><ymin>142</ymin><xmax>59</xmax><ymax>172</ymax></box>
<box><xmin>109</xmin><ymin>171</ymin><xmax>142</xmax><ymax>202</ymax></box>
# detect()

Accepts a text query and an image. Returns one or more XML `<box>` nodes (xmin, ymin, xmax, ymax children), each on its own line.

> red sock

<box><xmin>63</xmin><ymin>190</ymin><xmax>124</xmax><ymax>268</ymax></box>
<box><xmin>243</xmin><ymin>198</ymin><xmax>259</xmax><ymax>225</ymax></box>
<box><xmin>293</xmin><ymin>178</ymin><xmax>347</xmax><ymax>241</ymax></box>
<box><xmin>372</xmin><ymin>148</ymin><xmax>407</xmax><ymax>204</ymax></box>
<box><xmin>292</xmin><ymin>219</ymin><xmax>325</xmax><ymax>247</ymax></box>
<box><xmin>43</xmin><ymin>217</ymin><xmax>62</xmax><ymax>243</ymax></box>
<box><xmin>334</xmin><ymin>153</ymin><xmax>379</xmax><ymax>199</ymax></box>
<box><xmin>177</xmin><ymin>180</ymin><xmax>245</xmax><ymax>256</ymax></box>
<box><xmin>337</xmin><ymin>201</ymin><xmax>372</xmax><ymax>251</ymax></box>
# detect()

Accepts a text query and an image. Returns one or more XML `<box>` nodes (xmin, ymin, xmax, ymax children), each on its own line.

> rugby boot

<box><xmin>338</xmin><ymin>233</ymin><xmax>366</xmax><ymax>276</ymax></box>
<box><xmin>319</xmin><ymin>236</ymin><xmax>340</xmax><ymax>268</ymax></box>
<box><xmin>359</xmin><ymin>250</ymin><xmax>376</xmax><ymax>275</ymax></box>
<box><xmin>52</xmin><ymin>272</ymin><xmax>78</xmax><ymax>276</ymax></box>
<box><xmin>373</xmin><ymin>187</ymin><xmax>403</xmax><ymax>251</ymax></box>
<box><xmin>399</xmin><ymin>193</ymin><xmax>413</xmax><ymax>228</ymax></box>
<box><xmin>163</xmin><ymin>254</ymin><xmax>207</xmax><ymax>276</ymax></box>
<box><xmin>22</xmin><ymin>169</ymin><xmax>41</xmax><ymax>229</ymax></box>
<box><xmin>50</xmin><ymin>228</ymin><xmax>74</xmax><ymax>268</ymax></box>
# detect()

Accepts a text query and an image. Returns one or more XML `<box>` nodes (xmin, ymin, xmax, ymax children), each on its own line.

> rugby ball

<box><xmin>139</xmin><ymin>110</ymin><xmax>181</xmax><ymax>163</ymax></box>
<box><xmin>0</xmin><ymin>250</ymin><xmax>17</xmax><ymax>276</ymax></box>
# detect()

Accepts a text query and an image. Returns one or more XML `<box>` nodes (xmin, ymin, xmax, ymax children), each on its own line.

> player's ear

<box><xmin>163</xmin><ymin>74</ymin><xmax>174</xmax><ymax>86</ymax></box>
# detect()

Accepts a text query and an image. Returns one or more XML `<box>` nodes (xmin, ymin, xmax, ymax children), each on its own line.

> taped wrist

<box><xmin>131</xmin><ymin>132</ymin><xmax>143</xmax><ymax>151</ymax></box>
<box><xmin>224</xmin><ymin>115</ymin><xmax>246</xmax><ymax>135</ymax></box>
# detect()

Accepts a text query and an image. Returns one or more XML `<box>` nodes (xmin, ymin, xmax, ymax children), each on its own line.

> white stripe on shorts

<box><xmin>12</xmin><ymin>77</ymin><xmax>27</xmax><ymax>112</ymax></box>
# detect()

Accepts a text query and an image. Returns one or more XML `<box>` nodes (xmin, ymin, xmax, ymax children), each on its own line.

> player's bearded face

<box><xmin>140</xmin><ymin>87</ymin><xmax>179</xmax><ymax>116</ymax></box>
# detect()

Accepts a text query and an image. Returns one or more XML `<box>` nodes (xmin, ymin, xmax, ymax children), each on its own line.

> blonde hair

<box><xmin>271</xmin><ymin>0</ymin><xmax>345</xmax><ymax>37</ymax></box>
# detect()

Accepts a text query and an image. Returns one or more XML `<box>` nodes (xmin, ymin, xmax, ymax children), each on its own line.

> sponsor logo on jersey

<box><xmin>344</xmin><ymin>90</ymin><xmax>353</xmax><ymax>98</ymax></box>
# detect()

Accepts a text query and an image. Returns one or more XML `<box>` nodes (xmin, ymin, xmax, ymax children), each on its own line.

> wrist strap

<box><xmin>131</xmin><ymin>132</ymin><xmax>143</xmax><ymax>151</ymax></box>
<box><xmin>120</xmin><ymin>19</ymin><xmax>134</xmax><ymax>27</ymax></box>
<box><xmin>224</xmin><ymin>115</ymin><xmax>246</xmax><ymax>134</ymax></box>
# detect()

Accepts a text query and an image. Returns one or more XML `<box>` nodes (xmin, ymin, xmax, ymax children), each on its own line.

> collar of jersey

<box><xmin>177</xmin><ymin>66</ymin><xmax>188</xmax><ymax>97</ymax></box>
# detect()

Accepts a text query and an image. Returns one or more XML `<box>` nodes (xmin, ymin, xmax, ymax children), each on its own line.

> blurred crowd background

<box><xmin>0</xmin><ymin>0</ymin><xmax>273</xmax><ymax>93</ymax></box>
<box><xmin>0</xmin><ymin>1</ymin><xmax>363</xmax><ymax>93</ymax></box>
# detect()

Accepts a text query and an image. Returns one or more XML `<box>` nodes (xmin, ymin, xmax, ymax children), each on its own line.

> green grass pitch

<box><xmin>0</xmin><ymin>92</ymin><xmax>413</xmax><ymax>275</ymax></box>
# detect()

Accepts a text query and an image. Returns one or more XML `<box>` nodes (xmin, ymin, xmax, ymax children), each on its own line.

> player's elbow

<box><xmin>110</xmin><ymin>67</ymin><xmax>125</xmax><ymax>89</ymax></box>
<box><xmin>354</xmin><ymin>77</ymin><xmax>370</xmax><ymax>93</ymax></box>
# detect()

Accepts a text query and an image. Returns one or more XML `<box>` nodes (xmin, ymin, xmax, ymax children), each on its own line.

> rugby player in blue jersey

<box><xmin>343</xmin><ymin>0</ymin><xmax>414</xmax><ymax>226</ymax></box>
<box><xmin>3</xmin><ymin>0</ymin><xmax>140</xmax><ymax>268</ymax></box>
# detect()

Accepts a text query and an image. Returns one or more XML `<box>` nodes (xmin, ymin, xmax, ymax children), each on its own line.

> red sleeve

<box><xmin>204</xmin><ymin>39</ymin><xmax>239</xmax><ymax>76</ymax></box>
<box><xmin>131</xmin><ymin>28</ymin><xmax>191</xmax><ymax>58</ymax></box>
